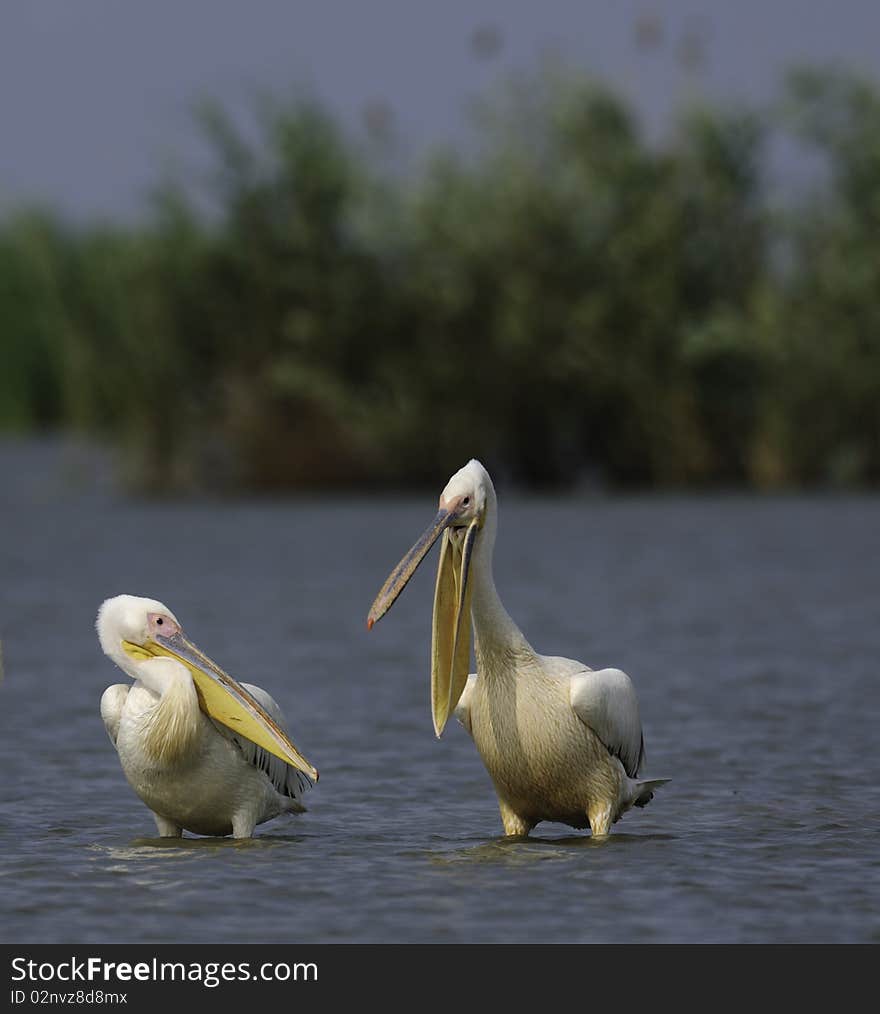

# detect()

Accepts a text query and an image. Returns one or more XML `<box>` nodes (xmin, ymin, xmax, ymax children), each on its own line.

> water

<box><xmin>1</xmin><ymin>440</ymin><xmax>878</xmax><ymax>943</ymax></box>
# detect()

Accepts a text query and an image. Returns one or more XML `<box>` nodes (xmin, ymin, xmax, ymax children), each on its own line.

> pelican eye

<box><xmin>462</xmin><ymin>496</ymin><xmax>470</xmax><ymax>507</ymax></box>
<box><xmin>156</xmin><ymin>617</ymin><xmax>164</xmax><ymax>626</ymax></box>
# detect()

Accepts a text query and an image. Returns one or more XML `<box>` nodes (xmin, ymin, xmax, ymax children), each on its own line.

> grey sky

<box><xmin>2</xmin><ymin>1</ymin><xmax>879</xmax><ymax>219</ymax></box>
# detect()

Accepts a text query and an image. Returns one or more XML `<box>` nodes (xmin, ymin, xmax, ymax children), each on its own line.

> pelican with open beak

<box><xmin>368</xmin><ymin>459</ymin><xmax>669</xmax><ymax>837</ymax></box>
<box><xmin>97</xmin><ymin>594</ymin><xmax>317</xmax><ymax>838</ymax></box>
<box><xmin>368</xmin><ymin>478</ymin><xmax>481</xmax><ymax>737</ymax></box>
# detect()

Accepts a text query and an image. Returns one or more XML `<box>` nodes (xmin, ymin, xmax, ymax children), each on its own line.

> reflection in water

<box><xmin>425</xmin><ymin>831</ymin><xmax>678</xmax><ymax>868</ymax></box>
<box><xmin>126</xmin><ymin>834</ymin><xmax>298</xmax><ymax>851</ymax></box>
<box><xmin>86</xmin><ymin>833</ymin><xmax>304</xmax><ymax>877</ymax></box>
<box><xmin>429</xmin><ymin>839</ymin><xmax>574</xmax><ymax>868</ymax></box>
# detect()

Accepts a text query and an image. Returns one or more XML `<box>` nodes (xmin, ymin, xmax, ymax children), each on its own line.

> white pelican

<box><xmin>97</xmin><ymin>594</ymin><xmax>317</xmax><ymax>838</ymax></box>
<box><xmin>368</xmin><ymin>460</ymin><xmax>668</xmax><ymax>837</ymax></box>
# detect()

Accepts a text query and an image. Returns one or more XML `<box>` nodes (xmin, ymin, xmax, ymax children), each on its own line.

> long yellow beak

<box><xmin>367</xmin><ymin>507</ymin><xmax>455</xmax><ymax>629</ymax></box>
<box><xmin>430</xmin><ymin>521</ymin><xmax>478</xmax><ymax>736</ymax></box>
<box><xmin>367</xmin><ymin>503</ymin><xmax>480</xmax><ymax>736</ymax></box>
<box><xmin>124</xmin><ymin>632</ymin><xmax>318</xmax><ymax>782</ymax></box>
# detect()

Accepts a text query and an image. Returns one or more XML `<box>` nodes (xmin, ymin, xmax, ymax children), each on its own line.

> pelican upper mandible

<box><xmin>97</xmin><ymin>594</ymin><xmax>318</xmax><ymax>838</ymax></box>
<box><xmin>368</xmin><ymin>459</ymin><xmax>669</xmax><ymax>838</ymax></box>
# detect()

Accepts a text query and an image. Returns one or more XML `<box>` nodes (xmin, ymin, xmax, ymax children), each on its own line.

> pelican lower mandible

<box><xmin>368</xmin><ymin>459</ymin><xmax>669</xmax><ymax>838</ymax></box>
<box><xmin>97</xmin><ymin>594</ymin><xmax>318</xmax><ymax>838</ymax></box>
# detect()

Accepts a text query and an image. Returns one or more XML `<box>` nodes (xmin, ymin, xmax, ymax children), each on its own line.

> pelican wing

<box><xmin>100</xmin><ymin>684</ymin><xmax>130</xmax><ymax>748</ymax></box>
<box><xmin>453</xmin><ymin>673</ymin><xmax>478</xmax><ymax>737</ymax></box>
<box><xmin>212</xmin><ymin>682</ymin><xmax>312</xmax><ymax>804</ymax></box>
<box><xmin>569</xmin><ymin>667</ymin><xmax>644</xmax><ymax>777</ymax></box>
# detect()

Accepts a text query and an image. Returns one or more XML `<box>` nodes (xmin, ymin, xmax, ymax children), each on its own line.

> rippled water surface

<box><xmin>1</xmin><ymin>441</ymin><xmax>878</xmax><ymax>943</ymax></box>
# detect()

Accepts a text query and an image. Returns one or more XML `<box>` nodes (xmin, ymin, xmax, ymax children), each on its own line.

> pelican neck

<box><xmin>469</xmin><ymin>505</ymin><xmax>534</xmax><ymax>667</ymax></box>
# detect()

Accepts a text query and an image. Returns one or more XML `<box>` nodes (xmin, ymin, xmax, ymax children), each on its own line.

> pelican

<box><xmin>368</xmin><ymin>460</ymin><xmax>668</xmax><ymax>837</ymax></box>
<box><xmin>97</xmin><ymin>594</ymin><xmax>318</xmax><ymax>838</ymax></box>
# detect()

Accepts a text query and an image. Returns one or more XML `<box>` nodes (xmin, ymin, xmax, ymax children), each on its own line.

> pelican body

<box><xmin>98</xmin><ymin>595</ymin><xmax>317</xmax><ymax>838</ymax></box>
<box><xmin>368</xmin><ymin>460</ymin><xmax>668</xmax><ymax>837</ymax></box>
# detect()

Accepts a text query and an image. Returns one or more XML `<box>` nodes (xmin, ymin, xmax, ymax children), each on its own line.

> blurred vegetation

<box><xmin>2</xmin><ymin>66</ymin><xmax>880</xmax><ymax>491</ymax></box>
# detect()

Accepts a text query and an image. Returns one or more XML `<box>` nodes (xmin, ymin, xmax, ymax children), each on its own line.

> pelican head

<box><xmin>368</xmin><ymin>459</ymin><xmax>493</xmax><ymax>736</ymax></box>
<box><xmin>97</xmin><ymin>594</ymin><xmax>318</xmax><ymax>781</ymax></box>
